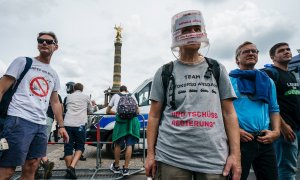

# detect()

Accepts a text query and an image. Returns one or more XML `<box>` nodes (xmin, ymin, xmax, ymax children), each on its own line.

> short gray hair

<box><xmin>38</xmin><ymin>31</ymin><xmax>58</xmax><ymax>44</ymax></box>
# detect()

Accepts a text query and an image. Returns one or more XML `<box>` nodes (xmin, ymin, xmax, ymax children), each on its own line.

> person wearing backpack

<box><xmin>145</xmin><ymin>10</ymin><xmax>241</xmax><ymax>180</ymax></box>
<box><xmin>229</xmin><ymin>41</ymin><xmax>281</xmax><ymax>180</ymax></box>
<box><xmin>264</xmin><ymin>42</ymin><xmax>300</xmax><ymax>180</ymax></box>
<box><xmin>0</xmin><ymin>31</ymin><xmax>69</xmax><ymax>180</ymax></box>
<box><xmin>106</xmin><ymin>85</ymin><xmax>140</xmax><ymax>177</ymax></box>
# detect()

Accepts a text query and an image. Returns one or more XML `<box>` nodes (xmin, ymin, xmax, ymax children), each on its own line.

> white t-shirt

<box><xmin>108</xmin><ymin>92</ymin><xmax>138</xmax><ymax>112</ymax></box>
<box><xmin>5</xmin><ymin>57</ymin><xmax>60</xmax><ymax>125</ymax></box>
<box><xmin>64</xmin><ymin>90</ymin><xmax>93</xmax><ymax>127</ymax></box>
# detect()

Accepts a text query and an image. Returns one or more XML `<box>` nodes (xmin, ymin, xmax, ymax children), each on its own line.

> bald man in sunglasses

<box><xmin>0</xmin><ymin>31</ymin><xmax>69</xmax><ymax>180</ymax></box>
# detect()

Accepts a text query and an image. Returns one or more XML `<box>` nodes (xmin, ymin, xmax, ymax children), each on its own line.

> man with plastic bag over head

<box><xmin>145</xmin><ymin>10</ymin><xmax>241</xmax><ymax>180</ymax></box>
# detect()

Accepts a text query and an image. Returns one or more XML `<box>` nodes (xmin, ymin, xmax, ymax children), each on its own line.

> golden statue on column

<box><xmin>114</xmin><ymin>25</ymin><xmax>122</xmax><ymax>41</ymax></box>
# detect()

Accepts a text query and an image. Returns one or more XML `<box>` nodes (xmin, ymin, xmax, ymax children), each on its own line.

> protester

<box><xmin>229</xmin><ymin>41</ymin><xmax>281</xmax><ymax>180</ymax></box>
<box><xmin>264</xmin><ymin>42</ymin><xmax>300</xmax><ymax>180</ymax></box>
<box><xmin>60</xmin><ymin>81</ymin><xmax>87</xmax><ymax>161</ymax></box>
<box><xmin>63</xmin><ymin>83</ymin><xmax>94</xmax><ymax>179</ymax></box>
<box><xmin>59</xmin><ymin>82</ymin><xmax>76</xmax><ymax>161</ymax></box>
<box><xmin>106</xmin><ymin>85</ymin><xmax>140</xmax><ymax>176</ymax></box>
<box><xmin>145</xmin><ymin>10</ymin><xmax>241</xmax><ymax>180</ymax></box>
<box><xmin>0</xmin><ymin>31</ymin><xmax>69</xmax><ymax>180</ymax></box>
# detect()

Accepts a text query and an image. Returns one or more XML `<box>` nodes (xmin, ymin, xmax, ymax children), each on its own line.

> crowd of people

<box><xmin>144</xmin><ymin>10</ymin><xmax>300</xmax><ymax>180</ymax></box>
<box><xmin>0</xmin><ymin>9</ymin><xmax>299</xmax><ymax>180</ymax></box>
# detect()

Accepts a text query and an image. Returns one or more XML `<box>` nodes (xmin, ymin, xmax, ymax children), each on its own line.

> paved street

<box><xmin>12</xmin><ymin>143</ymin><xmax>300</xmax><ymax>179</ymax></box>
<box><xmin>14</xmin><ymin>143</ymin><xmax>146</xmax><ymax>180</ymax></box>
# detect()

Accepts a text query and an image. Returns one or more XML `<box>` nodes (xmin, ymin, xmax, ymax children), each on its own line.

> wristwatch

<box><xmin>58</xmin><ymin>126</ymin><xmax>65</xmax><ymax>129</ymax></box>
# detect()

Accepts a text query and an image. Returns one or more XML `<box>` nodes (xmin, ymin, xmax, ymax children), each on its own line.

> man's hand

<box><xmin>256</xmin><ymin>130</ymin><xmax>280</xmax><ymax>144</ymax></box>
<box><xmin>223</xmin><ymin>153</ymin><xmax>241</xmax><ymax>180</ymax></box>
<box><xmin>281</xmin><ymin>123</ymin><xmax>296</xmax><ymax>142</ymax></box>
<box><xmin>145</xmin><ymin>155</ymin><xmax>157</xmax><ymax>178</ymax></box>
<box><xmin>59</xmin><ymin>128</ymin><xmax>69</xmax><ymax>143</ymax></box>
<box><xmin>240</xmin><ymin>129</ymin><xmax>254</xmax><ymax>142</ymax></box>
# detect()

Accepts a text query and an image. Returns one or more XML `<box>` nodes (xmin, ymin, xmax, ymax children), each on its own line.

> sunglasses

<box><xmin>241</xmin><ymin>49</ymin><xmax>259</xmax><ymax>55</ymax></box>
<box><xmin>277</xmin><ymin>48</ymin><xmax>291</xmax><ymax>53</ymax></box>
<box><xmin>37</xmin><ymin>38</ymin><xmax>56</xmax><ymax>45</ymax></box>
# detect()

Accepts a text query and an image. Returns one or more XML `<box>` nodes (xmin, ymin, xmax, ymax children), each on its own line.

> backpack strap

<box><xmin>63</xmin><ymin>97</ymin><xmax>67</xmax><ymax>113</ymax></box>
<box><xmin>12</xmin><ymin>57</ymin><xmax>32</xmax><ymax>94</ymax></box>
<box><xmin>159</xmin><ymin>61</ymin><xmax>174</xmax><ymax>124</ymax></box>
<box><xmin>118</xmin><ymin>93</ymin><xmax>131</xmax><ymax>96</ymax></box>
<box><xmin>161</xmin><ymin>61</ymin><xmax>176</xmax><ymax>110</ymax></box>
<box><xmin>261</xmin><ymin>66</ymin><xmax>279</xmax><ymax>84</ymax></box>
<box><xmin>160</xmin><ymin>58</ymin><xmax>220</xmax><ymax>124</ymax></box>
<box><xmin>0</xmin><ymin>57</ymin><xmax>32</xmax><ymax>118</ymax></box>
<box><xmin>204</xmin><ymin>57</ymin><xmax>220</xmax><ymax>87</ymax></box>
<box><xmin>161</xmin><ymin>59</ymin><xmax>220</xmax><ymax>109</ymax></box>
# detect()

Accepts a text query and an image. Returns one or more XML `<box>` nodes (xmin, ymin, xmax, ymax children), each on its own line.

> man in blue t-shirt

<box><xmin>229</xmin><ymin>41</ymin><xmax>281</xmax><ymax>180</ymax></box>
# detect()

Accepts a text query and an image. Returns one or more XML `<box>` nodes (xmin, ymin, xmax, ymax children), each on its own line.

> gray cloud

<box><xmin>254</xmin><ymin>26</ymin><xmax>297</xmax><ymax>53</ymax></box>
<box><xmin>1</xmin><ymin>0</ymin><xmax>299</xmax><ymax>103</ymax></box>
<box><xmin>207</xmin><ymin>2</ymin><xmax>298</xmax><ymax>62</ymax></box>
<box><xmin>197</xmin><ymin>0</ymin><xmax>228</xmax><ymax>4</ymax></box>
<box><xmin>0</xmin><ymin>0</ymin><xmax>57</xmax><ymax>21</ymax></box>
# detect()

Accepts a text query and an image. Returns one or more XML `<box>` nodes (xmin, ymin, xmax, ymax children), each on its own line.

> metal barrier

<box><xmin>12</xmin><ymin>113</ymin><xmax>147</xmax><ymax>180</ymax></box>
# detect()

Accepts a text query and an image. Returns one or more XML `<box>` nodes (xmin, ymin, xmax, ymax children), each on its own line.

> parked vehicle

<box><xmin>289</xmin><ymin>53</ymin><xmax>300</xmax><ymax>84</ymax></box>
<box><xmin>86</xmin><ymin>78</ymin><xmax>152</xmax><ymax>156</ymax></box>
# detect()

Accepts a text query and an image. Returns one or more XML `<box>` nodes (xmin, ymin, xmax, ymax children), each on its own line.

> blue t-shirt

<box><xmin>230</xmin><ymin>76</ymin><xmax>279</xmax><ymax>132</ymax></box>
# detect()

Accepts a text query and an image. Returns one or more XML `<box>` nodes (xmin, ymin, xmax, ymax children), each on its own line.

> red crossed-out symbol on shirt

<box><xmin>30</xmin><ymin>77</ymin><xmax>49</xmax><ymax>97</ymax></box>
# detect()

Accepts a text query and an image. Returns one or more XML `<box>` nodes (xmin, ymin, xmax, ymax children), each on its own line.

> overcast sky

<box><xmin>0</xmin><ymin>0</ymin><xmax>299</xmax><ymax>104</ymax></box>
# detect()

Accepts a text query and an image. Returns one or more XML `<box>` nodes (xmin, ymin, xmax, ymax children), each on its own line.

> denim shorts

<box><xmin>0</xmin><ymin>116</ymin><xmax>47</xmax><ymax>167</ymax></box>
<box><xmin>64</xmin><ymin>126</ymin><xmax>86</xmax><ymax>157</ymax></box>
<box><xmin>115</xmin><ymin>135</ymin><xmax>138</xmax><ymax>146</ymax></box>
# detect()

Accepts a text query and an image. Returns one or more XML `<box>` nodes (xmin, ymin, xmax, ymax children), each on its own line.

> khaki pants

<box><xmin>155</xmin><ymin>162</ymin><xmax>228</xmax><ymax>180</ymax></box>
